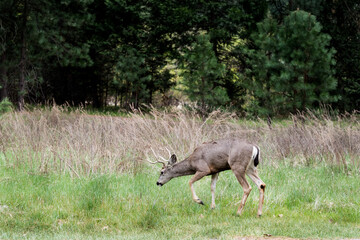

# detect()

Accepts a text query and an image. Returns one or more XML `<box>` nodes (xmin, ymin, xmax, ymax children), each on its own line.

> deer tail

<box><xmin>252</xmin><ymin>146</ymin><xmax>260</xmax><ymax>167</ymax></box>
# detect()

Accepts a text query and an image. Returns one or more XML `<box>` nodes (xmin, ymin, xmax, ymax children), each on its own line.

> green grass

<box><xmin>0</xmin><ymin>164</ymin><xmax>359</xmax><ymax>239</ymax></box>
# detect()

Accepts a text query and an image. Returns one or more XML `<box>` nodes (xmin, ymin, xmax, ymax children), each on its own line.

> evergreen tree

<box><xmin>268</xmin><ymin>0</ymin><xmax>360</xmax><ymax>112</ymax></box>
<box><xmin>244</xmin><ymin>10</ymin><xmax>337</xmax><ymax>116</ymax></box>
<box><xmin>0</xmin><ymin>0</ymin><xmax>93</xmax><ymax>109</ymax></box>
<box><xmin>180</xmin><ymin>34</ymin><xmax>228</xmax><ymax>112</ymax></box>
<box><xmin>319</xmin><ymin>0</ymin><xmax>360</xmax><ymax>111</ymax></box>
<box><xmin>112</xmin><ymin>47</ymin><xmax>151</xmax><ymax>109</ymax></box>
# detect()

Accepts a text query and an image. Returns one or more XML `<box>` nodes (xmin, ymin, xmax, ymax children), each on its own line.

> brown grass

<box><xmin>0</xmin><ymin>106</ymin><xmax>359</xmax><ymax>176</ymax></box>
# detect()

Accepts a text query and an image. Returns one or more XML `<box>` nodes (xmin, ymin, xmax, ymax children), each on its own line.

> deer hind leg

<box><xmin>246</xmin><ymin>167</ymin><xmax>266</xmax><ymax>217</ymax></box>
<box><xmin>232</xmin><ymin>169</ymin><xmax>252</xmax><ymax>216</ymax></box>
<box><xmin>189</xmin><ymin>171</ymin><xmax>209</xmax><ymax>205</ymax></box>
<box><xmin>210</xmin><ymin>173</ymin><xmax>219</xmax><ymax>209</ymax></box>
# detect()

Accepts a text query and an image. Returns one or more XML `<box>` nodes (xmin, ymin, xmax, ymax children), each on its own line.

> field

<box><xmin>0</xmin><ymin>107</ymin><xmax>359</xmax><ymax>239</ymax></box>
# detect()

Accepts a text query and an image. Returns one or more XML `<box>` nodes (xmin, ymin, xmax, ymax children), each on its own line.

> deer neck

<box><xmin>169</xmin><ymin>159</ymin><xmax>195</xmax><ymax>178</ymax></box>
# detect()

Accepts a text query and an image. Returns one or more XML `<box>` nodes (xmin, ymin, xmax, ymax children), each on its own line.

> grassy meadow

<box><xmin>0</xmin><ymin>107</ymin><xmax>360</xmax><ymax>239</ymax></box>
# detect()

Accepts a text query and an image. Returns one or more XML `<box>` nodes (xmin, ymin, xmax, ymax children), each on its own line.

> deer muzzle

<box><xmin>156</xmin><ymin>182</ymin><xmax>163</xmax><ymax>186</ymax></box>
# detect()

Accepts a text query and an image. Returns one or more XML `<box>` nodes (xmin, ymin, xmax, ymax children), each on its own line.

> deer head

<box><xmin>146</xmin><ymin>148</ymin><xmax>177</xmax><ymax>186</ymax></box>
<box><xmin>156</xmin><ymin>154</ymin><xmax>177</xmax><ymax>186</ymax></box>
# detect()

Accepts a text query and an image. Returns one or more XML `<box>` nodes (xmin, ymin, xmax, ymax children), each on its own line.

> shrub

<box><xmin>0</xmin><ymin>98</ymin><xmax>13</xmax><ymax>115</ymax></box>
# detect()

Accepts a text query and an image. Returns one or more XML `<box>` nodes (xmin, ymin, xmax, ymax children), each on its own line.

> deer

<box><xmin>147</xmin><ymin>138</ymin><xmax>266</xmax><ymax>217</ymax></box>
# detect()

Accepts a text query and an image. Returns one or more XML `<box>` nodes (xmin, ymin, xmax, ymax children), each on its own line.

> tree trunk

<box><xmin>0</xmin><ymin>53</ymin><xmax>8</xmax><ymax>101</ymax></box>
<box><xmin>134</xmin><ymin>90</ymin><xmax>139</xmax><ymax>109</ymax></box>
<box><xmin>114</xmin><ymin>90</ymin><xmax>118</xmax><ymax>107</ymax></box>
<box><xmin>18</xmin><ymin>0</ymin><xmax>28</xmax><ymax>111</ymax></box>
<box><xmin>201</xmin><ymin>76</ymin><xmax>205</xmax><ymax>112</ymax></box>
<box><xmin>104</xmin><ymin>81</ymin><xmax>109</xmax><ymax>107</ymax></box>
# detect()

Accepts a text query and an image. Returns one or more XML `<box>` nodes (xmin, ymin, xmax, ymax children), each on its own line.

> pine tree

<box><xmin>244</xmin><ymin>10</ymin><xmax>337</xmax><ymax>116</ymax></box>
<box><xmin>0</xmin><ymin>0</ymin><xmax>93</xmax><ymax>109</ymax></box>
<box><xmin>180</xmin><ymin>34</ymin><xmax>228</xmax><ymax>113</ymax></box>
<box><xmin>268</xmin><ymin>0</ymin><xmax>360</xmax><ymax>112</ymax></box>
<box><xmin>112</xmin><ymin>46</ymin><xmax>151</xmax><ymax>109</ymax></box>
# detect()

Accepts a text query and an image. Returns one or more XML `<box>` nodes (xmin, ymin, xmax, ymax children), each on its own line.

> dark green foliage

<box><xmin>268</xmin><ymin>0</ymin><xmax>324</xmax><ymax>20</ymax></box>
<box><xmin>268</xmin><ymin>0</ymin><xmax>360</xmax><ymax>112</ymax></box>
<box><xmin>319</xmin><ymin>0</ymin><xmax>360</xmax><ymax>111</ymax></box>
<box><xmin>243</xmin><ymin>10</ymin><xmax>337</xmax><ymax>116</ymax></box>
<box><xmin>96</xmin><ymin>0</ymin><xmax>267</xmax><ymax>109</ymax></box>
<box><xmin>112</xmin><ymin>47</ymin><xmax>152</xmax><ymax>109</ymax></box>
<box><xmin>0</xmin><ymin>0</ymin><xmax>93</xmax><ymax>108</ymax></box>
<box><xmin>0</xmin><ymin>0</ymin><xmax>359</xmax><ymax>115</ymax></box>
<box><xmin>180</xmin><ymin>34</ymin><xmax>228</xmax><ymax>112</ymax></box>
<box><xmin>1</xmin><ymin>0</ymin><xmax>269</xmax><ymax>110</ymax></box>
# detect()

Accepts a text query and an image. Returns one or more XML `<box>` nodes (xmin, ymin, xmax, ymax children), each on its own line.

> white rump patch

<box><xmin>251</xmin><ymin>146</ymin><xmax>258</xmax><ymax>161</ymax></box>
<box><xmin>246</xmin><ymin>146</ymin><xmax>258</xmax><ymax>171</ymax></box>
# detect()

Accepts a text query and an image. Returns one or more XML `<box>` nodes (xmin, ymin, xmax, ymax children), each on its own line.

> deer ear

<box><xmin>168</xmin><ymin>154</ymin><xmax>177</xmax><ymax>165</ymax></box>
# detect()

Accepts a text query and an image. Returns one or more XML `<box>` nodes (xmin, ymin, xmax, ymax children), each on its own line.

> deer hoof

<box><xmin>196</xmin><ymin>199</ymin><xmax>204</xmax><ymax>205</ymax></box>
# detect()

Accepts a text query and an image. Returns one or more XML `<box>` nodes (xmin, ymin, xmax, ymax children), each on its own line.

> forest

<box><xmin>0</xmin><ymin>0</ymin><xmax>359</xmax><ymax>116</ymax></box>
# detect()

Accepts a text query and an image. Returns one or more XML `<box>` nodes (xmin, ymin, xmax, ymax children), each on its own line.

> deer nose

<box><xmin>156</xmin><ymin>182</ymin><xmax>163</xmax><ymax>186</ymax></box>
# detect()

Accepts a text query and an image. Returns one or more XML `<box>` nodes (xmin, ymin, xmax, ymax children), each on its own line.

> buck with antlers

<box><xmin>147</xmin><ymin>138</ymin><xmax>266</xmax><ymax>217</ymax></box>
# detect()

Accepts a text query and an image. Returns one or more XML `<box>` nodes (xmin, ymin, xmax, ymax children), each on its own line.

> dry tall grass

<box><xmin>0</xmin><ymin>106</ymin><xmax>359</xmax><ymax>176</ymax></box>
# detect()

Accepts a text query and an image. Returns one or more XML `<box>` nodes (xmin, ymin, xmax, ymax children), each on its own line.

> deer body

<box><xmin>149</xmin><ymin>138</ymin><xmax>266</xmax><ymax>217</ymax></box>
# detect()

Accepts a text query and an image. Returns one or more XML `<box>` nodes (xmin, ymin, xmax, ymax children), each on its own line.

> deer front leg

<box><xmin>211</xmin><ymin>173</ymin><xmax>219</xmax><ymax>209</ymax></box>
<box><xmin>189</xmin><ymin>171</ymin><xmax>209</xmax><ymax>205</ymax></box>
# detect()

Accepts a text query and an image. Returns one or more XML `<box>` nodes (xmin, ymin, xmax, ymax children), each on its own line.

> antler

<box><xmin>157</xmin><ymin>147</ymin><xmax>172</xmax><ymax>162</ymax></box>
<box><xmin>145</xmin><ymin>147</ymin><xmax>172</xmax><ymax>167</ymax></box>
